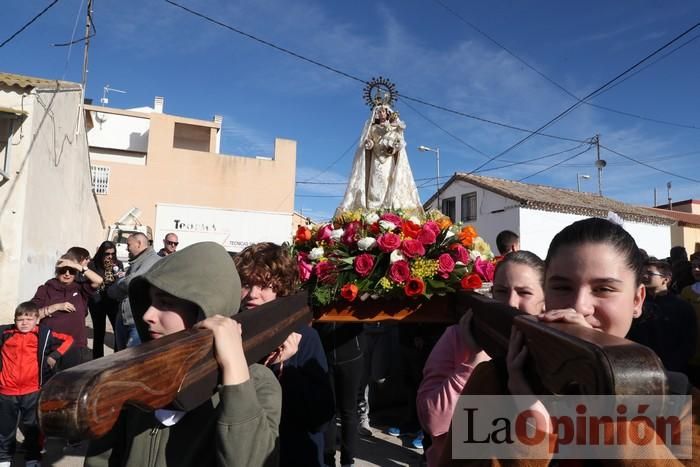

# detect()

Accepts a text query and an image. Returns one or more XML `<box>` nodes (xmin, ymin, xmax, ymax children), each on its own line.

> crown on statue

<box><xmin>363</xmin><ymin>76</ymin><xmax>398</xmax><ymax>109</ymax></box>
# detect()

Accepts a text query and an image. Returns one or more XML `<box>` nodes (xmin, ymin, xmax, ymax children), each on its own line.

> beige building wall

<box><xmin>0</xmin><ymin>79</ymin><xmax>103</xmax><ymax>323</ymax></box>
<box><xmin>87</xmin><ymin>104</ymin><xmax>296</xmax><ymax>234</ymax></box>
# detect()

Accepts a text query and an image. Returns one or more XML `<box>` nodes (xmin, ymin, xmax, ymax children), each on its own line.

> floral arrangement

<box><xmin>293</xmin><ymin>210</ymin><xmax>496</xmax><ymax>306</ymax></box>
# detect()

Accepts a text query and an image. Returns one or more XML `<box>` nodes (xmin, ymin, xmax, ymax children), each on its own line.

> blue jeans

<box><xmin>115</xmin><ymin>313</ymin><xmax>141</xmax><ymax>351</ymax></box>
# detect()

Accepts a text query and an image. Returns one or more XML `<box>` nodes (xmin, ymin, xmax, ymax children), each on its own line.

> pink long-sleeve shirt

<box><xmin>417</xmin><ymin>324</ymin><xmax>490</xmax><ymax>467</ymax></box>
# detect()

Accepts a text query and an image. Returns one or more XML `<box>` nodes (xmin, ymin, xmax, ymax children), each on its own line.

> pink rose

<box><xmin>380</xmin><ymin>213</ymin><xmax>403</xmax><ymax>226</ymax></box>
<box><xmin>450</xmin><ymin>244</ymin><xmax>470</xmax><ymax>264</ymax></box>
<box><xmin>418</xmin><ymin>227</ymin><xmax>437</xmax><ymax>245</ymax></box>
<box><xmin>474</xmin><ymin>257</ymin><xmax>495</xmax><ymax>282</ymax></box>
<box><xmin>388</xmin><ymin>260</ymin><xmax>410</xmax><ymax>283</ymax></box>
<box><xmin>297</xmin><ymin>253</ymin><xmax>312</xmax><ymax>282</ymax></box>
<box><xmin>400</xmin><ymin>239</ymin><xmax>425</xmax><ymax>258</ymax></box>
<box><xmin>437</xmin><ymin>253</ymin><xmax>455</xmax><ymax>278</ymax></box>
<box><xmin>377</xmin><ymin>232</ymin><xmax>401</xmax><ymax>252</ymax></box>
<box><xmin>341</xmin><ymin>221</ymin><xmax>361</xmax><ymax>246</ymax></box>
<box><xmin>315</xmin><ymin>261</ymin><xmax>336</xmax><ymax>284</ymax></box>
<box><xmin>316</xmin><ymin>224</ymin><xmax>333</xmax><ymax>242</ymax></box>
<box><xmin>424</xmin><ymin>221</ymin><xmax>441</xmax><ymax>236</ymax></box>
<box><xmin>354</xmin><ymin>253</ymin><xmax>375</xmax><ymax>278</ymax></box>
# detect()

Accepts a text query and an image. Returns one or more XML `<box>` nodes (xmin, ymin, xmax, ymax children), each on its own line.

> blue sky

<box><xmin>3</xmin><ymin>0</ymin><xmax>699</xmax><ymax>221</ymax></box>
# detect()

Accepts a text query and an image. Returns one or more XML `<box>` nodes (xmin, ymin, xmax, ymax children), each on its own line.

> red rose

<box><xmin>474</xmin><ymin>257</ymin><xmax>496</xmax><ymax>282</ymax></box>
<box><xmin>295</xmin><ymin>225</ymin><xmax>312</xmax><ymax>244</ymax></box>
<box><xmin>424</xmin><ymin>220</ymin><xmax>441</xmax><ymax>236</ymax></box>
<box><xmin>380</xmin><ymin>213</ymin><xmax>403</xmax><ymax>225</ymax></box>
<box><xmin>418</xmin><ymin>227</ymin><xmax>437</xmax><ymax>245</ymax></box>
<box><xmin>377</xmin><ymin>232</ymin><xmax>401</xmax><ymax>252</ymax></box>
<box><xmin>341</xmin><ymin>221</ymin><xmax>361</xmax><ymax>246</ymax></box>
<box><xmin>404</xmin><ymin>277</ymin><xmax>426</xmax><ymax>297</ymax></box>
<box><xmin>369</xmin><ymin>222</ymin><xmax>381</xmax><ymax>235</ymax></box>
<box><xmin>297</xmin><ymin>252</ymin><xmax>312</xmax><ymax>282</ymax></box>
<box><xmin>400</xmin><ymin>239</ymin><xmax>425</xmax><ymax>258</ymax></box>
<box><xmin>316</xmin><ymin>224</ymin><xmax>333</xmax><ymax>242</ymax></box>
<box><xmin>388</xmin><ymin>260</ymin><xmax>411</xmax><ymax>283</ymax></box>
<box><xmin>450</xmin><ymin>244</ymin><xmax>470</xmax><ymax>264</ymax></box>
<box><xmin>437</xmin><ymin>253</ymin><xmax>455</xmax><ymax>278</ymax></box>
<box><xmin>315</xmin><ymin>261</ymin><xmax>336</xmax><ymax>284</ymax></box>
<box><xmin>460</xmin><ymin>273</ymin><xmax>483</xmax><ymax>290</ymax></box>
<box><xmin>354</xmin><ymin>253</ymin><xmax>375</xmax><ymax>278</ymax></box>
<box><xmin>401</xmin><ymin>220</ymin><xmax>422</xmax><ymax>239</ymax></box>
<box><xmin>340</xmin><ymin>283</ymin><xmax>359</xmax><ymax>301</ymax></box>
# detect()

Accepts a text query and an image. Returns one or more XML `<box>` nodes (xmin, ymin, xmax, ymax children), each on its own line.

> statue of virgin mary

<box><xmin>337</xmin><ymin>79</ymin><xmax>423</xmax><ymax>215</ymax></box>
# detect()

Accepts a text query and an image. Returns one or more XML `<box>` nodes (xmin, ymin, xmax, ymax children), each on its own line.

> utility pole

<box><xmin>593</xmin><ymin>135</ymin><xmax>606</xmax><ymax>196</ymax></box>
<box><xmin>77</xmin><ymin>0</ymin><xmax>93</xmax><ymax>136</ymax></box>
<box><xmin>653</xmin><ymin>187</ymin><xmax>657</xmax><ymax>207</ymax></box>
<box><xmin>667</xmin><ymin>182</ymin><xmax>673</xmax><ymax>210</ymax></box>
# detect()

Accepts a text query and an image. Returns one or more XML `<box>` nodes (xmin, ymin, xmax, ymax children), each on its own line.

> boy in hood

<box><xmin>85</xmin><ymin>242</ymin><xmax>282</xmax><ymax>467</ymax></box>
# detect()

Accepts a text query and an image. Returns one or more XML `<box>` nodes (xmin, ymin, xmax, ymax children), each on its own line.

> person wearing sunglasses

<box><xmin>30</xmin><ymin>252</ymin><xmax>103</xmax><ymax>371</ymax></box>
<box><xmin>627</xmin><ymin>258</ymin><xmax>696</xmax><ymax>377</ymax></box>
<box><xmin>87</xmin><ymin>241</ymin><xmax>125</xmax><ymax>359</ymax></box>
<box><xmin>158</xmin><ymin>233</ymin><xmax>179</xmax><ymax>257</ymax></box>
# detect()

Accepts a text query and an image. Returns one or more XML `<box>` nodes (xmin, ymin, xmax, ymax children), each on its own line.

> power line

<box><xmin>433</xmin><ymin>0</ymin><xmax>700</xmax><ymax>131</ymax></box>
<box><xmin>399</xmin><ymin>94</ymin><xmax>588</xmax><ymax>144</ymax></box>
<box><xmin>589</xmin><ymin>33</ymin><xmax>700</xmax><ymax>103</ymax></box>
<box><xmin>518</xmin><ymin>145</ymin><xmax>593</xmax><ymax>182</ymax></box>
<box><xmin>599</xmin><ymin>144</ymin><xmax>700</xmax><ymax>183</ymax></box>
<box><xmin>399</xmin><ymin>98</ymin><xmax>490</xmax><ymax>159</ymax></box>
<box><xmin>165</xmin><ymin>0</ymin><xmax>590</xmax><ymax>146</ymax></box>
<box><xmin>165</xmin><ymin>0</ymin><xmax>365</xmax><ymax>85</ymax></box>
<box><xmin>298</xmin><ymin>138</ymin><xmax>358</xmax><ymax>183</ymax></box>
<box><xmin>469</xmin><ymin>20</ymin><xmax>700</xmax><ymax>174</ymax></box>
<box><xmin>475</xmin><ymin>142</ymin><xmax>591</xmax><ymax>173</ymax></box>
<box><xmin>0</xmin><ymin>0</ymin><xmax>60</xmax><ymax>48</ymax></box>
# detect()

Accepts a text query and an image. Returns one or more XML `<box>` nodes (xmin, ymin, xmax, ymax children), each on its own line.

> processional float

<box><xmin>38</xmin><ymin>79</ymin><xmax>666</xmax><ymax>440</ymax></box>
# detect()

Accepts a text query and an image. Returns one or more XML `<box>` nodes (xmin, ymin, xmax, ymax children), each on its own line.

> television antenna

<box><xmin>100</xmin><ymin>85</ymin><xmax>127</xmax><ymax>106</ymax></box>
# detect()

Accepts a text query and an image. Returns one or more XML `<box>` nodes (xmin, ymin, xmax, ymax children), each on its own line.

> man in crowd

<box><xmin>495</xmin><ymin>230</ymin><xmax>520</xmax><ymax>256</ymax></box>
<box><xmin>157</xmin><ymin>233</ymin><xmax>179</xmax><ymax>257</ymax></box>
<box><xmin>627</xmin><ymin>258</ymin><xmax>697</xmax><ymax>376</ymax></box>
<box><xmin>108</xmin><ymin>233</ymin><xmax>160</xmax><ymax>350</ymax></box>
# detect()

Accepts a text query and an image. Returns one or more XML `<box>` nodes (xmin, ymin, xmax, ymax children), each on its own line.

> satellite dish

<box><xmin>594</xmin><ymin>159</ymin><xmax>607</xmax><ymax>169</ymax></box>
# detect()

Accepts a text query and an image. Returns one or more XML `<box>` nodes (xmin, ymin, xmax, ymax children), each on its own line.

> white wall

<box><xmin>0</xmin><ymin>84</ymin><xmax>103</xmax><ymax>322</ymax></box>
<box><xmin>519</xmin><ymin>208</ymin><xmax>671</xmax><ymax>259</ymax></box>
<box><xmin>154</xmin><ymin>203</ymin><xmax>293</xmax><ymax>253</ymax></box>
<box><xmin>427</xmin><ymin>180</ymin><xmax>520</xmax><ymax>253</ymax></box>
<box><xmin>87</xmin><ymin>109</ymin><xmax>149</xmax><ymax>153</ymax></box>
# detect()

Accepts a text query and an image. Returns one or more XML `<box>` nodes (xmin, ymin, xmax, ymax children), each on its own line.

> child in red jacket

<box><xmin>0</xmin><ymin>302</ymin><xmax>73</xmax><ymax>467</ymax></box>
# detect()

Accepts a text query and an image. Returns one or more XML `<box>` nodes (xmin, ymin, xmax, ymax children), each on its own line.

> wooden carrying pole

<box><xmin>38</xmin><ymin>291</ymin><xmax>667</xmax><ymax>440</ymax></box>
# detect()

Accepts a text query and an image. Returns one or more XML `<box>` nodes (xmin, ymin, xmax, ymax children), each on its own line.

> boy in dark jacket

<box><xmin>0</xmin><ymin>302</ymin><xmax>74</xmax><ymax>467</ymax></box>
<box><xmin>85</xmin><ymin>242</ymin><xmax>282</xmax><ymax>467</ymax></box>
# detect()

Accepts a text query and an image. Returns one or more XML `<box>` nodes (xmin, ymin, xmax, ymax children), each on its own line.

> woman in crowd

<box><xmin>235</xmin><ymin>242</ymin><xmax>334</xmax><ymax>467</ymax></box>
<box><xmin>88</xmin><ymin>241</ymin><xmax>124</xmax><ymax>359</ymax></box>
<box><xmin>31</xmin><ymin>252</ymin><xmax>103</xmax><ymax>369</ymax></box>
<box><xmin>417</xmin><ymin>251</ymin><xmax>546</xmax><ymax>466</ymax></box>
<box><xmin>441</xmin><ymin>217</ymin><xmax>700</xmax><ymax>466</ymax></box>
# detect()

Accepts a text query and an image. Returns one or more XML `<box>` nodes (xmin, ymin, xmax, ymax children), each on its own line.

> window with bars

<box><xmin>91</xmin><ymin>166</ymin><xmax>110</xmax><ymax>194</ymax></box>
<box><xmin>441</xmin><ymin>197</ymin><xmax>456</xmax><ymax>222</ymax></box>
<box><xmin>461</xmin><ymin>192</ymin><xmax>477</xmax><ymax>221</ymax></box>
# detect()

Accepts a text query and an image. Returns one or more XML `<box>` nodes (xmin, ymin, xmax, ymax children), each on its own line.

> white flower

<box><xmin>330</xmin><ymin>228</ymin><xmax>344</xmax><ymax>242</ymax></box>
<box><xmin>308</xmin><ymin>247</ymin><xmax>324</xmax><ymax>260</ymax></box>
<box><xmin>390</xmin><ymin>250</ymin><xmax>406</xmax><ymax>263</ymax></box>
<box><xmin>408</xmin><ymin>216</ymin><xmax>421</xmax><ymax>225</ymax></box>
<box><xmin>378</xmin><ymin>220</ymin><xmax>396</xmax><ymax>231</ymax></box>
<box><xmin>357</xmin><ymin>237</ymin><xmax>377</xmax><ymax>251</ymax></box>
<box><xmin>365</xmin><ymin>212</ymin><xmax>380</xmax><ymax>224</ymax></box>
<box><xmin>470</xmin><ymin>249</ymin><xmax>482</xmax><ymax>261</ymax></box>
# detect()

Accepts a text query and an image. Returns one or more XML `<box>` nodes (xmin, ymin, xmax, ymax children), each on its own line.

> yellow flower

<box><xmin>378</xmin><ymin>277</ymin><xmax>393</xmax><ymax>290</ymax></box>
<box><xmin>473</xmin><ymin>236</ymin><xmax>494</xmax><ymax>259</ymax></box>
<box><xmin>411</xmin><ymin>258</ymin><xmax>439</xmax><ymax>278</ymax></box>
